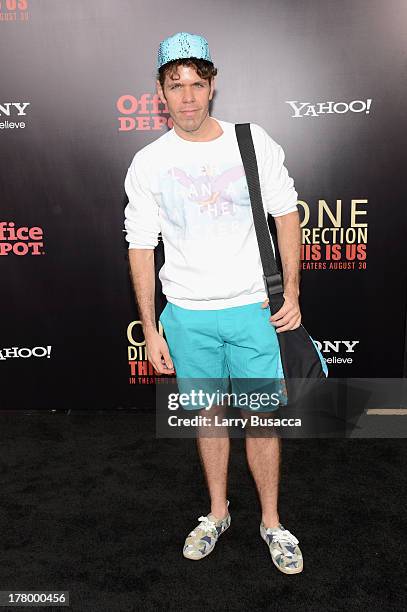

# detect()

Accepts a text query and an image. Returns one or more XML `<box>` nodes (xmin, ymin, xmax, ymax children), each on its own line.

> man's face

<box><xmin>156</xmin><ymin>64</ymin><xmax>215</xmax><ymax>134</ymax></box>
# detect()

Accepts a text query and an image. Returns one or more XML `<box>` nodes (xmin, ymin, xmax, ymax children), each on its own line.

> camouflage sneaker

<box><xmin>260</xmin><ymin>521</ymin><xmax>303</xmax><ymax>574</ymax></box>
<box><xmin>183</xmin><ymin>501</ymin><xmax>231</xmax><ymax>560</ymax></box>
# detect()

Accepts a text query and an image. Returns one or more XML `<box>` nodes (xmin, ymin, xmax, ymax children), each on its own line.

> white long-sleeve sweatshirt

<box><xmin>123</xmin><ymin>117</ymin><xmax>298</xmax><ymax>310</ymax></box>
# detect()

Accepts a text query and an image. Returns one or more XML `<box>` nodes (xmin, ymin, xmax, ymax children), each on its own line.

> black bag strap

<box><xmin>235</xmin><ymin>123</ymin><xmax>285</xmax><ymax>306</ymax></box>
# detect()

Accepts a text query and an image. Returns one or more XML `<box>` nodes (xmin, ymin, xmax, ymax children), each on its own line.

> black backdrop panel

<box><xmin>1</xmin><ymin>0</ymin><xmax>406</xmax><ymax>409</ymax></box>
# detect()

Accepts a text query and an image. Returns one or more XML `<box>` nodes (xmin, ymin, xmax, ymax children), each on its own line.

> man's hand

<box><xmin>261</xmin><ymin>291</ymin><xmax>302</xmax><ymax>333</ymax></box>
<box><xmin>144</xmin><ymin>329</ymin><xmax>175</xmax><ymax>374</ymax></box>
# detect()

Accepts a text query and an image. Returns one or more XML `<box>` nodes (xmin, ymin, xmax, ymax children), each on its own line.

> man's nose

<box><xmin>182</xmin><ymin>86</ymin><xmax>195</xmax><ymax>103</ymax></box>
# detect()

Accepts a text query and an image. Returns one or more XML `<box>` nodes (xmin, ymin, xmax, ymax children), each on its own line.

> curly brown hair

<box><xmin>157</xmin><ymin>58</ymin><xmax>218</xmax><ymax>90</ymax></box>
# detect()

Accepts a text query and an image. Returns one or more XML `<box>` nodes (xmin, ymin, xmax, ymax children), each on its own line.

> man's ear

<box><xmin>209</xmin><ymin>77</ymin><xmax>216</xmax><ymax>101</ymax></box>
<box><xmin>156</xmin><ymin>79</ymin><xmax>166</xmax><ymax>105</ymax></box>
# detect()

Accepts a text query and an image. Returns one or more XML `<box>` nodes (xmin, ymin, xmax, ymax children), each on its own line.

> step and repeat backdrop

<box><xmin>1</xmin><ymin>0</ymin><xmax>406</xmax><ymax>409</ymax></box>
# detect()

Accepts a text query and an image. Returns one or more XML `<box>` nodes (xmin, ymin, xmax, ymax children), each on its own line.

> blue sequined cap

<box><xmin>157</xmin><ymin>32</ymin><xmax>212</xmax><ymax>70</ymax></box>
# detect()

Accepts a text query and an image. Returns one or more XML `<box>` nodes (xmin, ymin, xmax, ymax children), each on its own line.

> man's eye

<box><xmin>169</xmin><ymin>83</ymin><xmax>205</xmax><ymax>90</ymax></box>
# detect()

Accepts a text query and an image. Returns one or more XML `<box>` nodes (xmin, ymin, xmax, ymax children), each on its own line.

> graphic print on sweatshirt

<box><xmin>158</xmin><ymin>162</ymin><xmax>253</xmax><ymax>243</ymax></box>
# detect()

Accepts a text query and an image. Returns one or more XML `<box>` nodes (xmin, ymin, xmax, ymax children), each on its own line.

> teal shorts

<box><xmin>159</xmin><ymin>300</ymin><xmax>287</xmax><ymax>412</ymax></box>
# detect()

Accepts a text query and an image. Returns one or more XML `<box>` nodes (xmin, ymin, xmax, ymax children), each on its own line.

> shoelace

<box><xmin>266</xmin><ymin>527</ymin><xmax>299</xmax><ymax>546</ymax></box>
<box><xmin>190</xmin><ymin>516</ymin><xmax>217</xmax><ymax>537</ymax></box>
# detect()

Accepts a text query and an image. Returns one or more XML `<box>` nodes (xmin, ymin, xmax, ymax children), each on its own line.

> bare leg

<box><xmin>245</xmin><ymin>431</ymin><xmax>282</xmax><ymax>528</ymax></box>
<box><xmin>196</xmin><ymin>403</ymin><xmax>229</xmax><ymax>519</ymax></box>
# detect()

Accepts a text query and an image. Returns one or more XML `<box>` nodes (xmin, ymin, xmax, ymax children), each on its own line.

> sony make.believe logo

<box><xmin>314</xmin><ymin>340</ymin><xmax>360</xmax><ymax>365</ymax></box>
<box><xmin>0</xmin><ymin>102</ymin><xmax>30</xmax><ymax>129</ymax></box>
<box><xmin>286</xmin><ymin>99</ymin><xmax>372</xmax><ymax>117</ymax></box>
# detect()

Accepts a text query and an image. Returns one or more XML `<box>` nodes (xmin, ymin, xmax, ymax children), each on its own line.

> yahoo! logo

<box><xmin>0</xmin><ymin>222</ymin><xmax>45</xmax><ymax>255</ymax></box>
<box><xmin>117</xmin><ymin>93</ymin><xmax>173</xmax><ymax>132</ymax></box>
<box><xmin>0</xmin><ymin>345</ymin><xmax>52</xmax><ymax>360</ymax></box>
<box><xmin>286</xmin><ymin>99</ymin><xmax>372</xmax><ymax>118</ymax></box>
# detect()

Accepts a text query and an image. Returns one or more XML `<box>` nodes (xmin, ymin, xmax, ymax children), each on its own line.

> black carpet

<box><xmin>0</xmin><ymin>411</ymin><xmax>405</xmax><ymax>612</ymax></box>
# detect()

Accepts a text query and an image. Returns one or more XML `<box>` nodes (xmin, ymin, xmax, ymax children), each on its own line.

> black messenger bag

<box><xmin>235</xmin><ymin>123</ymin><xmax>328</xmax><ymax>407</ymax></box>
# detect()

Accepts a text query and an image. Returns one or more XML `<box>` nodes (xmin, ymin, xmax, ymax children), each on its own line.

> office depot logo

<box><xmin>0</xmin><ymin>0</ymin><xmax>29</xmax><ymax>21</ymax></box>
<box><xmin>0</xmin><ymin>222</ymin><xmax>45</xmax><ymax>255</ymax></box>
<box><xmin>117</xmin><ymin>93</ymin><xmax>173</xmax><ymax>132</ymax></box>
<box><xmin>286</xmin><ymin>98</ymin><xmax>372</xmax><ymax>118</ymax></box>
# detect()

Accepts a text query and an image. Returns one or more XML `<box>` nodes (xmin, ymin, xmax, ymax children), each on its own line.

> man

<box><xmin>124</xmin><ymin>32</ymin><xmax>303</xmax><ymax>574</ymax></box>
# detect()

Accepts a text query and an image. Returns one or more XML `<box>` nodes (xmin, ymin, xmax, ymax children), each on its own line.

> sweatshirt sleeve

<box><xmin>123</xmin><ymin>153</ymin><xmax>160</xmax><ymax>249</ymax></box>
<box><xmin>251</xmin><ymin>123</ymin><xmax>299</xmax><ymax>217</ymax></box>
